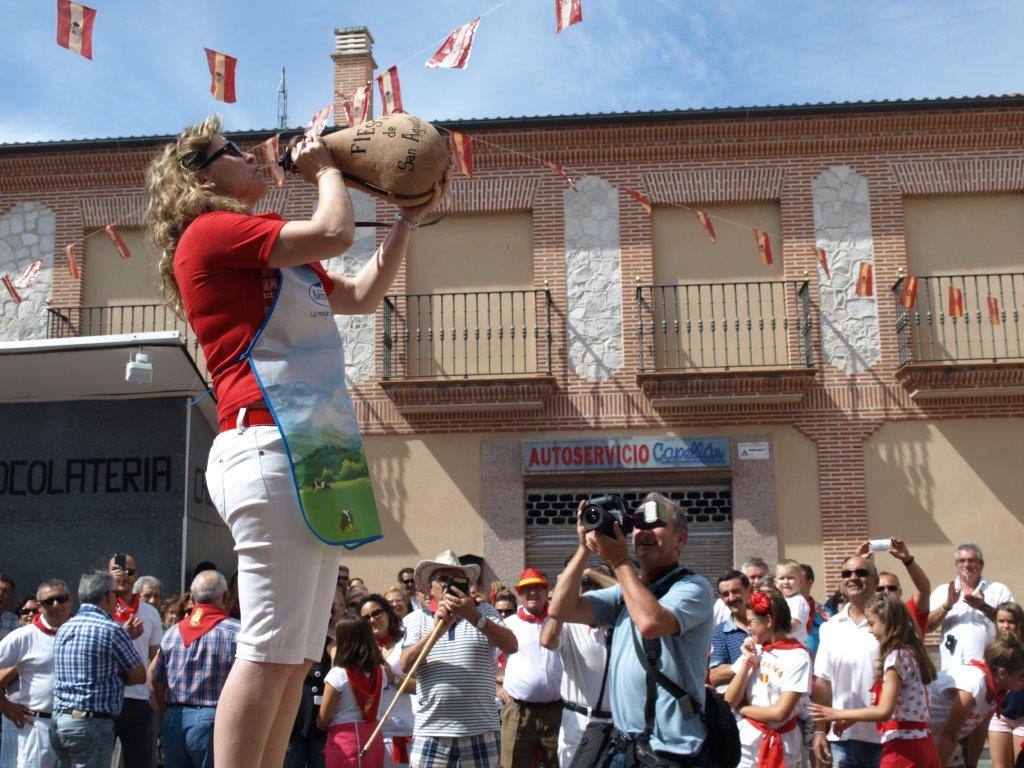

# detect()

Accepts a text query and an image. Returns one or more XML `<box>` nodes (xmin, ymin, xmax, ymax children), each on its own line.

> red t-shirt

<box><xmin>906</xmin><ymin>597</ymin><xmax>929</xmax><ymax>637</ymax></box>
<box><xmin>174</xmin><ymin>211</ymin><xmax>335</xmax><ymax>423</ymax></box>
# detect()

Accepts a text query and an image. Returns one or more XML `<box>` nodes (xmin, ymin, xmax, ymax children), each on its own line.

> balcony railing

<box><xmin>46</xmin><ymin>303</ymin><xmax>208</xmax><ymax>380</ymax></box>
<box><xmin>636</xmin><ymin>280</ymin><xmax>813</xmax><ymax>372</ymax></box>
<box><xmin>383</xmin><ymin>289</ymin><xmax>553</xmax><ymax>379</ymax></box>
<box><xmin>893</xmin><ymin>272</ymin><xmax>1024</xmax><ymax>366</ymax></box>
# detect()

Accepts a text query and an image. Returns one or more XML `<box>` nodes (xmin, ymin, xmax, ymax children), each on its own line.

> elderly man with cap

<box><xmin>399</xmin><ymin>551</ymin><xmax>517</xmax><ymax>768</ymax></box>
<box><xmin>498</xmin><ymin>568</ymin><xmax>563</xmax><ymax>768</ymax></box>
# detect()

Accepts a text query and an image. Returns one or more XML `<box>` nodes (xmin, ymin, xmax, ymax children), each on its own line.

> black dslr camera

<box><xmin>580</xmin><ymin>495</ymin><xmax>632</xmax><ymax>537</ymax></box>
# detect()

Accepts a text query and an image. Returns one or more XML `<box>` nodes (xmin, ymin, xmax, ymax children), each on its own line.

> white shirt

<box><xmin>124</xmin><ymin>600</ymin><xmax>163</xmax><ymax>700</ymax></box>
<box><xmin>928</xmin><ymin>664</ymin><xmax>995</xmax><ymax>741</ymax></box>
<box><xmin>381</xmin><ymin>643</ymin><xmax>415</xmax><ymax>738</ymax></box>
<box><xmin>556</xmin><ymin>622</ymin><xmax>609</xmax><ymax>715</ymax></box>
<box><xmin>734</xmin><ymin>644</ymin><xmax>811</xmax><ymax>767</ymax></box>
<box><xmin>503</xmin><ymin>611</ymin><xmax>563</xmax><ymax>703</ymax></box>
<box><xmin>813</xmin><ymin>605</ymin><xmax>881</xmax><ymax>744</ymax></box>
<box><xmin>881</xmin><ymin>649</ymin><xmax>930</xmax><ymax>742</ymax></box>
<box><xmin>929</xmin><ymin>577</ymin><xmax>1014</xmax><ymax>670</ymax></box>
<box><xmin>784</xmin><ymin>595</ymin><xmax>810</xmax><ymax>644</ymax></box>
<box><xmin>0</xmin><ymin>620</ymin><xmax>57</xmax><ymax>711</ymax></box>
<box><xmin>324</xmin><ymin>666</ymin><xmax>385</xmax><ymax>727</ymax></box>
<box><xmin>712</xmin><ymin>598</ymin><xmax>731</xmax><ymax>628</ymax></box>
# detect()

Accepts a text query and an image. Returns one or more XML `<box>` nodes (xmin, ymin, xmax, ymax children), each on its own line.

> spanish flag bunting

<box><xmin>56</xmin><ymin>0</ymin><xmax>96</xmax><ymax>60</ymax></box>
<box><xmin>543</xmin><ymin>161</ymin><xmax>577</xmax><ymax>191</ymax></box>
<box><xmin>67</xmin><ymin>244</ymin><xmax>80</xmax><ymax>279</ymax></box>
<box><xmin>855</xmin><ymin>262</ymin><xmax>874</xmax><ymax>297</ymax></box>
<box><xmin>376</xmin><ymin>66</ymin><xmax>403</xmax><ymax>115</ymax></box>
<box><xmin>899</xmin><ymin>276</ymin><xmax>919</xmax><ymax>309</ymax></box>
<box><xmin>256</xmin><ymin>135</ymin><xmax>284</xmax><ymax>187</ymax></box>
<box><xmin>1</xmin><ymin>275</ymin><xmax>22</xmax><ymax>305</ymax></box>
<box><xmin>305</xmin><ymin>105</ymin><xmax>333</xmax><ymax>137</ymax></box>
<box><xmin>12</xmin><ymin>260</ymin><xmax>42</xmax><ymax>290</ymax></box>
<box><xmin>814</xmin><ymin>246</ymin><xmax>830</xmax><ymax>281</ymax></box>
<box><xmin>104</xmin><ymin>225</ymin><xmax>131</xmax><ymax>260</ymax></box>
<box><xmin>555</xmin><ymin>0</ymin><xmax>583</xmax><ymax>34</ymax></box>
<box><xmin>948</xmin><ymin>286</ymin><xmax>965</xmax><ymax>317</ymax></box>
<box><xmin>426</xmin><ymin>17</ymin><xmax>481</xmax><ymax>69</ymax></box>
<box><xmin>352</xmin><ymin>83</ymin><xmax>372</xmax><ymax>125</ymax></box>
<box><xmin>988</xmin><ymin>296</ymin><xmax>1002</xmax><ymax>325</ymax></box>
<box><xmin>753</xmin><ymin>229</ymin><xmax>773</xmax><ymax>266</ymax></box>
<box><xmin>449</xmin><ymin>131</ymin><xmax>474</xmax><ymax>177</ymax></box>
<box><xmin>204</xmin><ymin>48</ymin><xmax>237</xmax><ymax>103</ymax></box>
<box><xmin>624</xmin><ymin>186</ymin><xmax>652</xmax><ymax>216</ymax></box>
<box><xmin>696</xmin><ymin>211</ymin><xmax>717</xmax><ymax>245</ymax></box>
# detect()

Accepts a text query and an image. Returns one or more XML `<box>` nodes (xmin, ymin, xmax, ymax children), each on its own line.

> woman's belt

<box><xmin>220</xmin><ymin>405</ymin><xmax>276</xmax><ymax>433</ymax></box>
<box><xmin>877</xmin><ymin>720</ymin><xmax>928</xmax><ymax>733</ymax></box>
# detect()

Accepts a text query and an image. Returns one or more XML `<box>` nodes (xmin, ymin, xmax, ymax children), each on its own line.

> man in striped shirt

<box><xmin>153</xmin><ymin>570</ymin><xmax>239</xmax><ymax>768</ymax></box>
<box><xmin>400</xmin><ymin>551</ymin><xmax>518</xmax><ymax>768</ymax></box>
<box><xmin>51</xmin><ymin>570</ymin><xmax>146</xmax><ymax>768</ymax></box>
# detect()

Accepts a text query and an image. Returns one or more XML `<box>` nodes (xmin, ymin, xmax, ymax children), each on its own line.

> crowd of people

<box><xmin>0</xmin><ymin>494</ymin><xmax>1022</xmax><ymax>768</ymax></box>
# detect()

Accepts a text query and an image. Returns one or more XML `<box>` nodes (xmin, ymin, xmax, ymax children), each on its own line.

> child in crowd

<box><xmin>989</xmin><ymin>603</ymin><xmax>1024</xmax><ymax>768</ymax></box>
<box><xmin>809</xmin><ymin>595</ymin><xmax>938</xmax><ymax>768</ymax></box>
<box><xmin>774</xmin><ymin>560</ymin><xmax>810</xmax><ymax>645</ymax></box>
<box><xmin>318</xmin><ymin>615</ymin><xmax>387</xmax><ymax>768</ymax></box>
<box><xmin>724</xmin><ymin>590</ymin><xmax>812</xmax><ymax>768</ymax></box>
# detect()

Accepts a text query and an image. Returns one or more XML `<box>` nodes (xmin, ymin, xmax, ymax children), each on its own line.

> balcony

<box><xmin>380</xmin><ymin>288</ymin><xmax>557</xmax><ymax>413</ymax></box>
<box><xmin>892</xmin><ymin>272</ymin><xmax>1024</xmax><ymax>400</ymax></box>
<box><xmin>634</xmin><ymin>280</ymin><xmax>817</xmax><ymax>406</ymax></box>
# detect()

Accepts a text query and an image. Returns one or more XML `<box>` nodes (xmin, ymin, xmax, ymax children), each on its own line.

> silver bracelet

<box><xmin>393</xmin><ymin>211</ymin><xmax>420</xmax><ymax>230</ymax></box>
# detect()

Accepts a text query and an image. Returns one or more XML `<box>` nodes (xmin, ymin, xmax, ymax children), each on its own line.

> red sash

<box><xmin>969</xmin><ymin>659</ymin><xmax>1004</xmax><ymax>719</ymax></box>
<box><xmin>517</xmin><ymin>604</ymin><xmax>548</xmax><ymax>624</ymax></box>
<box><xmin>113</xmin><ymin>594</ymin><xmax>140</xmax><ymax>623</ymax></box>
<box><xmin>32</xmin><ymin>614</ymin><xmax>58</xmax><ymax>636</ymax></box>
<box><xmin>347</xmin><ymin>665</ymin><xmax>383</xmax><ymax>722</ymax></box>
<box><xmin>745</xmin><ymin>716</ymin><xmax>797</xmax><ymax>768</ymax></box>
<box><xmin>178</xmin><ymin>603</ymin><xmax>230</xmax><ymax>647</ymax></box>
<box><xmin>391</xmin><ymin>736</ymin><xmax>411</xmax><ymax>764</ymax></box>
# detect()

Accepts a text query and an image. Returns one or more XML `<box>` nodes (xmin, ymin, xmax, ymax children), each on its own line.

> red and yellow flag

<box><xmin>988</xmin><ymin>296</ymin><xmax>1002</xmax><ymax>325</ymax></box>
<box><xmin>855</xmin><ymin>262</ymin><xmax>874</xmax><ymax>297</ymax></box>
<box><xmin>696</xmin><ymin>211</ymin><xmax>716</xmax><ymax>245</ymax></box>
<box><xmin>56</xmin><ymin>0</ymin><xmax>96</xmax><ymax>59</ymax></box>
<box><xmin>753</xmin><ymin>229</ymin><xmax>773</xmax><ymax>266</ymax></box>
<box><xmin>104</xmin><ymin>224</ymin><xmax>131</xmax><ymax>260</ymax></box>
<box><xmin>624</xmin><ymin>186</ymin><xmax>652</xmax><ymax>216</ymax></box>
<box><xmin>449</xmin><ymin>131</ymin><xmax>474</xmax><ymax>177</ymax></box>
<box><xmin>376</xmin><ymin>66</ymin><xmax>403</xmax><ymax>115</ymax></box>
<box><xmin>555</xmin><ymin>0</ymin><xmax>583</xmax><ymax>33</ymax></box>
<box><xmin>948</xmin><ymin>286</ymin><xmax>965</xmax><ymax>317</ymax></box>
<box><xmin>67</xmin><ymin>244</ymin><xmax>80</xmax><ymax>279</ymax></box>
<box><xmin>256</xmin><ymin>135</ymin><xmax>284</xmax><ymax>187</ymax></box>
<box><xmin>814</xmin><ymin>247</ymin><xmax>830</xmax><ymax>280</ymax></box>
<box><xmin>899</xmin><ymin>276</ymin><xmax>919</xmax><ymax>309</ymax></box>
<box><xmin>204</xmin><ymin>48</ymin><xmax>237</xmax><ymax>103</ymax></box>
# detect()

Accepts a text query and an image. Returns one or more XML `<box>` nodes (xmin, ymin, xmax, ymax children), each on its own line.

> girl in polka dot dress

<box><xmin>809</xmin><ymin>594</ymin><xmax>939</xmax><ymax>768</ymax></box>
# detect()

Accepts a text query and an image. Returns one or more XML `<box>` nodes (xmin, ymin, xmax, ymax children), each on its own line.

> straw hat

<box><xmin>413</xmin><ymin>550</ymin><xmax>481</xmax><ymax>595</ymax></box>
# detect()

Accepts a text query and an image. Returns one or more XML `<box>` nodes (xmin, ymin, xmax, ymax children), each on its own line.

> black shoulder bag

<box><xmin>567</xmin><ymin>626</ymin><xmax>617</xmax><ymax>768</ymax></box>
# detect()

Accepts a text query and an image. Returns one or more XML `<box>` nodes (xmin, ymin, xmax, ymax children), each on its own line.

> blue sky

<box><xmin>2</xmin><ymin>0</ymin><xmax>1022</xmax><ymax>144</ymax></box>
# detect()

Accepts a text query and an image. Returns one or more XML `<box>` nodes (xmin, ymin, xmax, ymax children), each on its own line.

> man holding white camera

<box><xmin>855</xmin><ymin>537</ymin><xmax>931</xmax><ymax>635</ymax></box>
<box><xmin>549</xmin><ymin>492</ymin><xmax>715</xmax><ymax>768</ymax></box>
<box><xmin>400</xmin><ymin>550</ymin><xmax>517</xmax><ymax>768</ymax></box>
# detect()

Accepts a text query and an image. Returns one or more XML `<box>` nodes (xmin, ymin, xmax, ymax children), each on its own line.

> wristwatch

<box><xmin>394</xmin><ymin>211</ymin><xmax>420</xmax><ymax>230</ymax></box>
<box><xmin>475</xmin><ymin>614</ymin><xmax>488</xmax><ymax>631</ymax></box>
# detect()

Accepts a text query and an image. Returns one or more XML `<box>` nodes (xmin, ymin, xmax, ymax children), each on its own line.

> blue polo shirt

<box><xmin>583</xmin><ymin>567</ymin><xmax>714</xmax><ymax>756</ymax></box>
<box><xmin>709</xmin><ymin>617</ymin><xmax>750</xmax><ymax>670</ymax></box>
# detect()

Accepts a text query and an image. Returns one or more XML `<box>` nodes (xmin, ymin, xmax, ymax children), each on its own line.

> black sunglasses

<box><xmin>876</xmin><ymin>585</ymin><xmax>900</xmax><ymax>593</ymax></box>
<box><xmin>497</xmin><ymin>608</ymin><xmax>515</xmax><ymax>617</ymax></box>
<box><xmin>40</xmin><ymin>595</ymin><xmax>70</xmax><ymax>607</ymax></box>
<box><xmin>401</xmin><ymin>579</ymin><xmax>415</xmax><ymax>586</ymax></box>
<box><xmin>841</xmin><ymin>568</ymin><xmax>872</xmax><ymax>579</ymax></box>
<box><xmin>193</xmin><ymin>140</ymin><xmax>245</xmax><ymax>171</ymax></box>
<box><xmin>19</xmin><ymin>607</ymin><xmax>38</xmax><ymax>616</ymax></box>
<box><xmin>363</xmin><ymin>608</ymin><xmax>385</xmax><ymax>620</ymax></box>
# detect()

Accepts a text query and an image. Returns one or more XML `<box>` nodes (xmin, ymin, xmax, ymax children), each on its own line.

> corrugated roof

<box><xmin>1</xmin><ymin>94</ymin><xmax>1022</xmax><ymax>154</ymax></box>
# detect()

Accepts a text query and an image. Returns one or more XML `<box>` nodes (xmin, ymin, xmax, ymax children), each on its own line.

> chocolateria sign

<box><xmin>523</xmin><ymin>438</ymin><xmax>731</xmax><ymax>473</ymax></box>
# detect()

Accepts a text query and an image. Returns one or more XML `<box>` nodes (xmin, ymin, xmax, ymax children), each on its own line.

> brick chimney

<box><xmin>332</xmin><ymin>26</ymin><xmax>376</xmax><ymax>127</ymax></box>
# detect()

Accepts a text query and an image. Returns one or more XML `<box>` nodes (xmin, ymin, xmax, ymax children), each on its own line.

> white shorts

<box><xmin>989</xmin><ymin>711</ymin><xmax>1024</xmax><ymax>736</ymax></box>
<box><xmin>205</xmin><ymin>424</ymin><xmax>339</xmax><ymax>664</ymax></box>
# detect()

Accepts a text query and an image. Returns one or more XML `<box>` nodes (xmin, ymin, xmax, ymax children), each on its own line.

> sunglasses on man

<box><xmin>401</xmin><ymin>579</ymin><xmax>415</xmax><ymax>587</ymax></box>
<box><xmin>841</xmin><ymin>568</ymin><xmax>872</xmax><ymax>579</ymax></box>
<box><xmin>40</xmin><ymin>595</ymin><xmax>70</xmax><ymax>607</ymax></box>
<box><xmin>875</xmin><ymin>585</ymin><xmax>900</xmax><ymax>593</ymax></box>
<box><xmin>496</xmin><ymin>608</ymin><xmax>515</xmax><ymax>618</ymax></box>
<box><xmin>189</xmin><ymin>140</ymin><xmax>245</xmax><ymax>171</ymax></box>
<box><xmin>19</xmin><ymin>607</ymin><xmax>38</xmax><ymax>617</ymax></box>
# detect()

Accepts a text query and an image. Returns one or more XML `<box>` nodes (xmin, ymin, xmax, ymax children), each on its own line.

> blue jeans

<box><xmin>830</xmin><ymin>739</ymin><xmax>882</xmax><ymax>768</ymax></box>
<box><xmin>49</xmin><ymin>714</ymin><xmax>116</xmax><ymax>768</ymax></box>
<box><xmin>161</xmin><ymin>706</ymin><xmax>216</xmax><ymax>768</ymax></box>
<box><xmin>283</xmin><ymin>730</ymin><xmax>327</xmax><ymax>768</ymax></box>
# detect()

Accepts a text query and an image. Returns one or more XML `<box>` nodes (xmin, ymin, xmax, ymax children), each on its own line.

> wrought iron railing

<box><xmin>636</xmin><ymin>280</ymin><xmax>813</xmax><ymax>372</ymax></box>
<box><xmin>46</xmin><ymin>303</ymin><xmax>209</xmax><ymax>380</ymax></box>
<box><xmin>382</xmin><ymin>289</ymin><xmax>554</xmax><ymax>379</ymax></box>
<box><xmin>892</xmin><ymin>272</ymin><xmax>1024</xmax><ymax>365</ymax></box>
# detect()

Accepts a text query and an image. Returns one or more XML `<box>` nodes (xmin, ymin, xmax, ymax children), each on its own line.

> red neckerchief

<box><xmin>376</xmin><ymin>633</ymin><xmax>395</xmax><ymax>649</ymax></box>
<box><xmin>113</xmin><ymin>594</ymin><xmax>140</xmax><ymax>623</ymax></box>
<box><xmin>178</xmin><ymin>603</ymin><xmax>230</xmax><ymax>647</ymax></box>
<box><xmin>346</xmin><ymin>665</ymin><xmax>383</xmax><ymax>722</ymax></box>
<box><xmin>744</xmin><ymin>716</ymin><xmax>797</xmax><ymax>768</ymax></box>
<box><xmin>762</xmin><ymin>638</ymin><xmax>806</xmax><ymax>654</ymax></box>
<box><xmin>32</xmin><ymin>614</ymin><xmax>58</xmax><ymax>636</ymax></box>
<box><xmin>517</xmin><ymin>604</ymin><xmax>548</xmax><ymax>624</ymax></box>
<box><xmin>427</xmin><ymin>599</ymin><xmax>439</xmax><ymax>613</ymax></box>
<box><xmin>969</xmin><ymin>659</ymin><xmax>1005</xmax><ymax>718</ymax></box>
<box><xmin>805</xmin><ymin>596</ymin><xmax>816</xmax><ymax>634</ymax></box>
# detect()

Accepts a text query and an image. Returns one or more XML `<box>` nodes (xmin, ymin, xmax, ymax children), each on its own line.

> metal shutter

<box><xmin>525</xmin><ymin>485</ymin><xmax>732</xmax><ymax>584</ymax></box>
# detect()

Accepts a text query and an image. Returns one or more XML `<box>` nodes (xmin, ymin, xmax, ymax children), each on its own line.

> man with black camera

<box><xmin>549</xmin><ymin>492</ymin><xmax>716</xmax><ymax>768</ymax></box>
<box><xmin>400</xmin><ymin>550</ymin><xmax>518</xmax><ymax>768</ymax></box>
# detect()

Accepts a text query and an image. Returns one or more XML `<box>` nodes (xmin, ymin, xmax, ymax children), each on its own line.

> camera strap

<box><xmin>590</xmin><ymin>625</ymin><xmax>614</xmax><ymax>720</ymax></box>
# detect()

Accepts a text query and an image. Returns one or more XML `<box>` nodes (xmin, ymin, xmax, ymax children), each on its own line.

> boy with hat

<box><xmin>500</xmin><ymin>569</ymin><xmax>564</xmax><ymax>768</ymax></box>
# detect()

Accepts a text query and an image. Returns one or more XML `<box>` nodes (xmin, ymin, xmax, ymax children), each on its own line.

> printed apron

<box><xmin>245</xmin><ymin>265</ymin><xmax>381</xmax><ymax>548</ymax></box>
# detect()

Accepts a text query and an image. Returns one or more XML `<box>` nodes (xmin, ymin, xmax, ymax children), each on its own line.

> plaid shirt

<box><xmin>153</xmin><ymin>615</ymin><xmax>239</xmax><ymax>707</ymax></box>
<box><xmin>53</xmin><ymin>603</ymin><xmax>143</xmax><ymax>716</ymax></box>
<box><xmin>0</xmin><ymin>611</ymin><xmax>19</xmax><ymax>641</ymax></box>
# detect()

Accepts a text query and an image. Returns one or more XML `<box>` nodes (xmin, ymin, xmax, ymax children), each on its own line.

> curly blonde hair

<box><xmin>146</xmin><ymin>115</ymin><xmax>249</xmax><ymax>316</ymax></box>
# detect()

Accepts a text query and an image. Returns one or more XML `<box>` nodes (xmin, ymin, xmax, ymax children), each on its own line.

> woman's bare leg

<box><xmin>990</xmin><ymin>731</ymin><xmax>1014</xmax><ymax>768</ymax></box>
<box><xmin>259</xmin><ymin>662</ymin><xmax>311</xmax><ymax>768</ymax></box>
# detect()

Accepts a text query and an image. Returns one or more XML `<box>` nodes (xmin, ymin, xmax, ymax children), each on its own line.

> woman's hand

<box><xmin>289</xmin><ymin>134</ymin><xmax>338</xmax><ymax>186</ymax></box>
<box><xmin>401</xmin><ymin>168</ymin><xmax>452</xmax><ymax>223</ymax></box>
<box><xmin>808</xmin><ymin>703</ymin><xmax>840</xmax><ymax>723</ymax></box>
<box><xmin>739</xmin><ymin>637</ymin><xmax>761</xmax><ymax>666</ymax></box>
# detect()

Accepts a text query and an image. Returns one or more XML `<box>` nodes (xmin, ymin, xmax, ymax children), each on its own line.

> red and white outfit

<box><xmin>783</xmin><ymin>595</ymin><xmax>810</xmax><ymax>645</ymax></box>
<box><xmin>502</xmin><ymin>606</ymin><xmax>563</xmax><ymax>703</ymax></box>
<box><xmin>0</xmin><ymin>616</ymin><xmax>60</xmax><ymax>768</ymax></box>
<box><xmin>732</xmin><ymin>640</ymin><xmax>811</xmax><ymax>768</ymax></box>
<box><xmin>928</xmin><ymin>661</ymin><xmax>1002</xmax><ymax>767</ymax></box>
<box><xmin>322</xmin><ymin>665</ymin><xmax>386</xmax><ymax>768</ymax></box>
<box><xmin>875</xmin><ymin>649</ymin><xmax>939</xmax><ymax>768</ymax></box>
